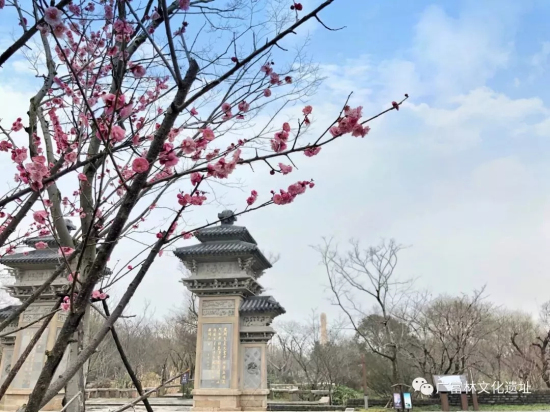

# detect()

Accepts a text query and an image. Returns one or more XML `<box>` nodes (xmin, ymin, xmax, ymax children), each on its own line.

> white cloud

<box><xmin>530</xmin><ymin>41</ymin><xmax>550</xmax><ymax>76</ymax></box>
<box><xmin>412</xmin><ymin>4</ymin><xmax>512</xmax><ymax>97</ymax></box>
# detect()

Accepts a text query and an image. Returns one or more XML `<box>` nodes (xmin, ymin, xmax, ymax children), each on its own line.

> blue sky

<box><xmin>2</xmin><ymin>0</ymin><xmax>550</xmax><ymax>324</ymax></box>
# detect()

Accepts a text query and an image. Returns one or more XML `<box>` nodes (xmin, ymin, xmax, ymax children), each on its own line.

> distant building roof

<box><xmin>240</xmin><ymin>295</ymin><xmax>285</xmax><ymax>315</ymax></box>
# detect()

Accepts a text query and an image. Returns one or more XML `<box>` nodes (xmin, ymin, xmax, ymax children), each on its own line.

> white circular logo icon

<box><xmin>412</xmin><ymin>377</ymin><xmax>427</xmax><ymax>391</ymax></box>
<box><xmin>420</xmin><ymin>383</ymin><xmax>434</xmax><ymax>396</ymax></box>
<box><xmin>412</xmin><ymin>377</ymin><xmax>434</xmax><ymax>396</ymax></box>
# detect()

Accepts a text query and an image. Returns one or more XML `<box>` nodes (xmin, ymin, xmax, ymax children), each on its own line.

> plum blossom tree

<box><xmin>0</xmin><ymin>0</ymin><xmax>407</xmax><ymax>411</ymax></box>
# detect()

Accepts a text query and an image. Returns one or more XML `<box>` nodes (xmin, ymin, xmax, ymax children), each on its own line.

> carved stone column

<box><xmin>0</xmin><ymin>222</ymin><xmax>77</xmax><ymax>411</ymax></box>
<box><xmin>239</xmin><ymin>298</ymin><xmax>284</xmax><ymax>411</ymax></box>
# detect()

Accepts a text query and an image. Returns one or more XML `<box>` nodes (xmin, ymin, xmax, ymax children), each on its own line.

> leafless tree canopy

<box><xmin>312</xmin><ymin>238</ymin><xmax>550</xmax><ymax>395</ymax></box>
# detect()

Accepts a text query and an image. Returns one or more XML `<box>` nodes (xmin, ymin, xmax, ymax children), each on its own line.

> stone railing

<box><xmin>85</xmin><ymin>385</ymin><xmax>182</xmax><ymax>399</ymax></box>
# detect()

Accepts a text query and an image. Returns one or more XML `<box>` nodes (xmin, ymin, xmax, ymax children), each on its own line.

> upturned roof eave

<box><xmin>194</xmin><ymin>225</ymin><xmax>257</xmax><ymax>244</ymax></box>
<box><xmin>174</xmin><ymin>242</ymin><xmax>272</xmax><ymax>270</ymax></box>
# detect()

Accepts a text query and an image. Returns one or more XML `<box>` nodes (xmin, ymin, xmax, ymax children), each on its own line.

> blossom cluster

<box><xmin>329</xmin><ymin>106</ymin><xmax>370</xmax><ymax>138</ymax></box>
<box><xmin>272</xmin><ymin>180</ymin><xmax>314</xmax><ymax>205</ymax></box>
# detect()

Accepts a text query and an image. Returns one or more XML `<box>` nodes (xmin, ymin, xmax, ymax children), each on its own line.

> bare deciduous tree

<box><xmin>314</xmin><ymin>238</ymin><xmax>410</xmax><ymax>385</ymax></box>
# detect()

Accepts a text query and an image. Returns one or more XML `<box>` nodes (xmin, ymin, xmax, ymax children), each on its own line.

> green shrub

<box><xmin>332</xmin><ymin>385</ymin><xmax>363</xmax><ymax>405</ymax></box>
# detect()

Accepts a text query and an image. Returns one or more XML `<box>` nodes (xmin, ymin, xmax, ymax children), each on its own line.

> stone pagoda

<box><xmin>0</xmin><ymin>220</ymin><xmax>76</xmax><ymax>411</ymax></box>
<box><xmin>175</xmin><ymin>210</ymin><xmax>285</xmax><ymax>412</ymax></box>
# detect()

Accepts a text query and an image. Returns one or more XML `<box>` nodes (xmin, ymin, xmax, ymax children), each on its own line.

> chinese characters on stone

<box><xmin>200</xmin><ymin>323</ymin><xmax>233</xmax><ymax>389</ymax></box>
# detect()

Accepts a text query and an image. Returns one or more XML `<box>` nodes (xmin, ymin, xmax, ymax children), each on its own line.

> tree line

<box><xmin>80</xmin><ymin>241</ymin><xmax>550</xmax><ymax>398</ymax></box>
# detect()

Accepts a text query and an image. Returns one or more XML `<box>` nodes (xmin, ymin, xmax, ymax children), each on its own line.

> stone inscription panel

<box><xmin>242</xmin><ymin>316</ymin><xmax>270</xmax><ymax>327</ymax></box>
<box><xmin>0</xmin><ymin>347</ymin><xmax>13</xmax><ymax>384</ymax></box>
<box><xmin>202</xmin><ymin>300</ymin><xmax>235</xmax><ymax>317</ymax></box>
<box><xmin>18</xmin><ymin>269</ymin><xmax>52</xmax><ymax>283</ymax></box>
<box><xmin>20</xmin><ymin>305</ymin><xmax>51</xmax><ymax>326</ymax></box>
<box><xmin>12</xmin><ymin>327</ymin><xmax>49</xmax><ymax>389</ymax></box>
<box><xmin>200</xmin><ymin>323</ymin><xmax>232</xmax><ymax>389</ymax></box>
<box><xmin>197</xmin><ymin>262</ymin><xmax>240</xmax><ymax>277</ymax></box>
<box><xmin>243</xmin><ymin>347</ymin><xmax>261</xmax><ymax>389</ymax></box>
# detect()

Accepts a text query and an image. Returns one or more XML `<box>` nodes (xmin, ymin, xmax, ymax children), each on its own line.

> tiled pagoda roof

<box><xmin>174</xmin><ymin>210</ymin><xmax>271</xmax><ymax>271</ymax></box>
<box><xmin>240</xmin><ymin>295</ymin><xmax>285</xmax><ymax>315</ymax></box>
<box><xmin>0</xmin><ymin>238</ymin><xmax>62</xmax><ymax>267</ymax></box>
<box><xmin>194</xmin><ymin>225</ymin><xmax>256</xmax><ymax>244</ymax></box>
<box><xmin>0</xmin><ymin>219</ymin><xmax>77</xmax><ymax>268</ymax></box>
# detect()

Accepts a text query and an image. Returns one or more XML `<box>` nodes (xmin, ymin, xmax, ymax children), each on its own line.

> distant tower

<box><xmin>320</xmin><ymin>313</ymin><xmax>327</xmax><ymax>345</ymax></box>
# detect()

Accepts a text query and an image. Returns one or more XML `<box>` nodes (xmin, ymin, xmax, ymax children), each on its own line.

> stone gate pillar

<box><xmin>175</xmin><ymin>211</ymin><xmax>285</xmax><ymax>412</ymax></box>
<box><xmin>0</xmin><ymin>220</ymin><xmax>77</xmax><ymax>411</ymax></box>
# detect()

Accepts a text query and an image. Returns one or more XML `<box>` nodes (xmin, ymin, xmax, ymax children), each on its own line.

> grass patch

<box><xmin>357</xmin><ymin>405</ymin><xmax>550</xmax><ymax>412</ymax></box>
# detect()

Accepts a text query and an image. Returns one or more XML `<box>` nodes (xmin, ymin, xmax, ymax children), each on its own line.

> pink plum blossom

<box><xmin>270</xmin><ymin>72</ymin><xmax>280</xmax><ymax>85</ymax></box>
<box><xmin>65</xmin><ymin>152</ymin><xmax>77</xmax><ymax>163</ymax></box>
<box><xmin>11</xmin><ymin>118</ymin><xmax>23</xmax><ymax>131</ymax></box>
<box><xmin>68</xmin><ymin>3</ymin><xmax>81</xmax><ymax>15</ymax></box>
<box><xmin>279</xmin><ymin>163</ymin><xmax>292</xmax><ymax>175</ymax></box>
<box><xmin>304</xmin><ymin>146</ymin><xmax>321</xmax><ymax>157</ymax></box>
<box><xmin>247</xmin><ymin>190</ymin><xmax>258</xmax><ymax>205</ymax></box>
<box><xmin>61</xmin><ymin>296</ymin><xmax>71</xmax><ymax>311</ymax></box>
<box><xmin>33</xmin><ymin>210</ymin><xmax>48</xmax><ymax>224</ymax></box>
<box><xmin>271</xmin><ymin>139</ymin><xmax>287</xmax><ymax>153</ymax></box>
<box><xmin>92</xmin><ymin>290</ymin><xmax>107</xmax><ymax>300</ymax></box>
<box><xmin>329</xmin><ymin>126</ymin><xmax>341</xmax><ymax>137</ymax></box>
<box><xmin>44</xmin><ymin>7</ymin><xmax>63</xmax><ymax>26</ymax></box>
<box><xmin>0</xmin><ymin>140</ymin><xmax>13</xmax><ymax>151</ymax></box>
<box><xmin>272</xmin><ymin>180</ymin><xmax>313</xmax><ymax>205</ymax></box>
<box><xmin>238</xmin><ymin>101</ymin><xmax>250</xmax><ymax>112</ymax></box>
<box><xmin>11</xmin><ymin>148</ymin><xmax>27</xmax><ymax>163</ymax></box>
<box><xmin>101</xmin><ymin>93</ymin><xmax>126</xmax><ymax>114</ymax></box>
<box><xmin>130</xmin><ymin>64</ymin><xmax>146</xmax><ymax>78</ymax></box>
<box><xmin>132</xmin><ymin>157</ymin><xmax>149</xmax><ymax>173</ymax></box>
<box><xmin>110</xmin><ymin>125</ymin><xmax>126</xmax><ymax>142</ymax></box>
<box><xmin>119</xmin><ymin>104</ymin><xmax>133</xmax><ymax>119</ymax></box>
<box><xmin>25</xmin><ymin>156</ymin><xmax>49</xmax><ymax>189</ymax></box>
<box><xmin>207</xmin><ymin>149</ymin><xmax>241</xmax><ymax>179</ymax></box>
<box><xmin>181</xmin><ymin>138</ymin><xmax>196</xmax><ymax>154</ymax></box>
<box><xmin>177</xmin><ymin>193</ymin><xmax>207</xmax><ymax>206</ymax></box>
<box><xmin>190</xmin><ymin>172</ymin><xmax>202</xmax><ymax>186</ymax></box>
<box><xmin>263</xmin><ymin>89</ymin><xmax>272</xmax><ymax>97</ymax></box>
<box><xmin>159</xmin><ymin>143</ymin><xmax>178</xmax><ymax>167</ymax></box>
<box><xmin>202</xmin><ymin>128</ymin><xmax>215</xmax><ymax>141</ymax></box>
<box><xmin>35</xmin><ymin>241</ymin><xmax>48</xmax><ymax>250</ymax></box>
<box><xmin>59</xmin><ymin>247</ymin><xmax>74</xmax><ymax>256</ymax></box>
<box><xmin>352</xmin><ymin>124</ymin><xmax>370</xmax><ymax>138</ymax></box>
<box><xmin>52</xmin><ymin>23</ymin><xmax>66</xmax><ymax>37</ymax></box>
